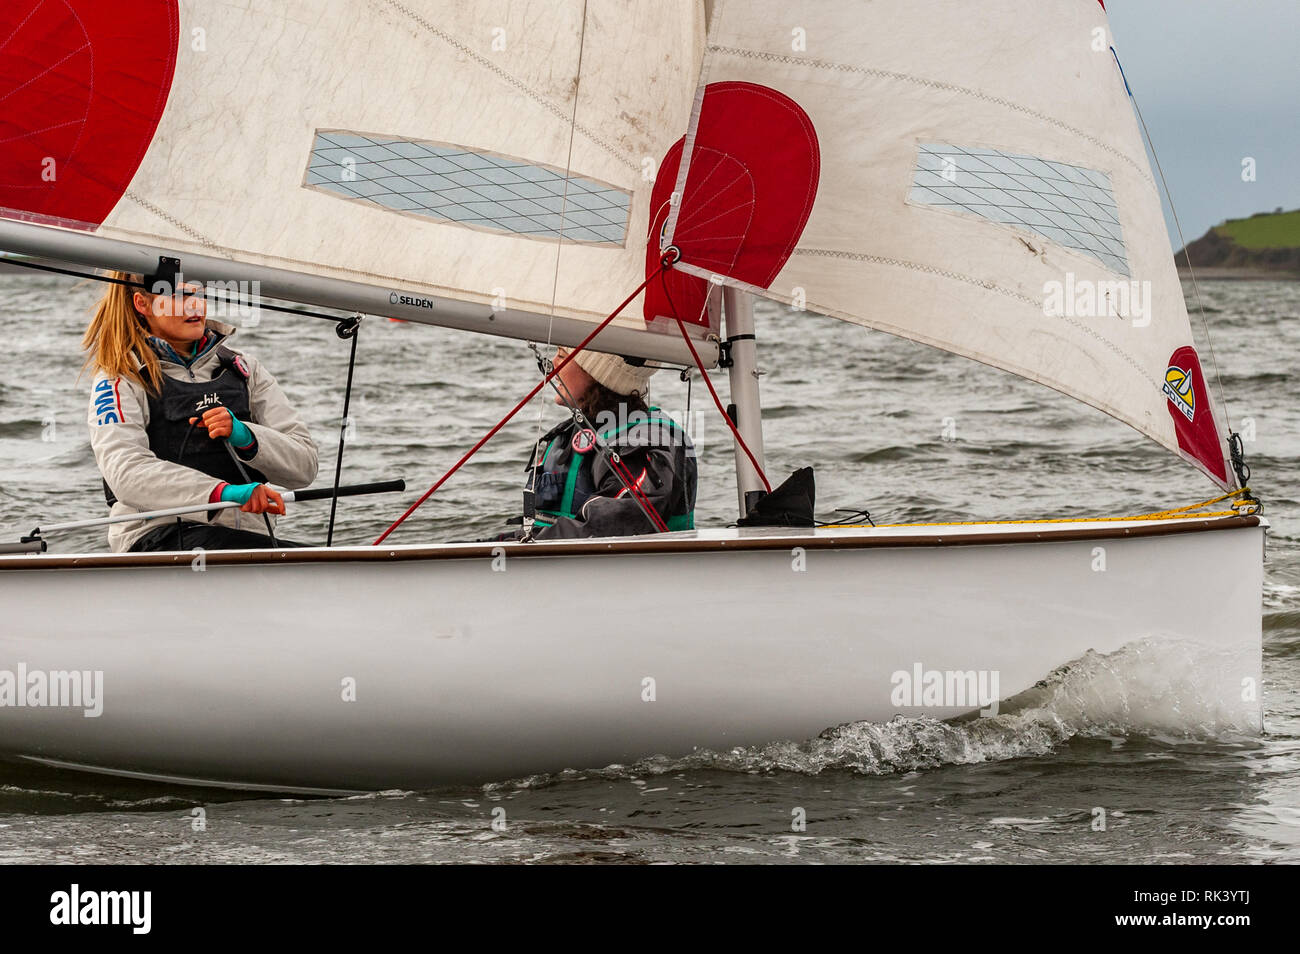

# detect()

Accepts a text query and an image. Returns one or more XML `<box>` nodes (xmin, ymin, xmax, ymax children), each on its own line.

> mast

<box><xmin>722</xmin><ymin>286</ymin><xmax>767</xmax><ymax>517</ymax></box>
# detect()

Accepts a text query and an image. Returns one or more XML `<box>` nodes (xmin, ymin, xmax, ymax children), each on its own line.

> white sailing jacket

<box><xmin>86</xmin><ymin>319</ymin><xmax>319</xmax><ymax>552</ymax></box>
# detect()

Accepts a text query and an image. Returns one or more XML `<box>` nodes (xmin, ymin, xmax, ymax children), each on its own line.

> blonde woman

<box><xmin>83</xmin><ymin>269</ymin><xmax>318</xmax><ymax>551</ymax></box>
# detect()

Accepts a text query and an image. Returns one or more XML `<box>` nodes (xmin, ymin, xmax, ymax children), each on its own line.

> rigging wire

<box><xmin>1113</xmin><ymin>47</ymin><xmax>1232</xmax><ymax>429</ymax></box>
<box><xmin>327</xmin><ymin>316</ymin><xmax>363</xmax><ymax>546</ymax></box>
<box><xmin>681</xmin><ymin>363</ymin><xmax>694</xmax><ymax>436</ymax></box>
<box><xmin>659</xmin><ymin>270</ymin><xmax>773</xmax><ymax>494</ymax></box>
<box><xmin>219</xmin><ymin>437</ymin><xmax>279</xmax><ymax>547</ymax></box>
<box><xmin>526</xmin><ymin>0</ymin><xmax>591</xmax><ymax>531</ymax></box>
<box><xmin>372</xmin><ymin>256</ymin><xmax>676</xmax><ymax>545</ymax></box>
<box><xmin>672</xmin><ymin>315</ymin><xmax>772</xmax><ymax>495</ymax></box>
<box><xmin>545</xmin><ymin>0</ymin><xmax>589</xmax><ymax>328</ymax></box>
<box><xmin>0</xmin><ymin>257</ymin><xmax>354</xmax><ymax>325</ymax></box>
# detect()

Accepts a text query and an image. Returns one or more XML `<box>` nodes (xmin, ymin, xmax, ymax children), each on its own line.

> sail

<box><xmin>655</xmin><ymin>0</ymin><xmax>1235</xmax><ymax>488</ymax></box>
<box><xmin>0</xmin><ymin>0</ymin><xmax>712</xmax><ymax>359</ymax></box>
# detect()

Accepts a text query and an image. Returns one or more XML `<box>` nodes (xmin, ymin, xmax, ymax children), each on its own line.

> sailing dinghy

<box><xmin>0</xmin><ymin>0</ymin><xmax>1265</xmax><ymax>792</ymax></box>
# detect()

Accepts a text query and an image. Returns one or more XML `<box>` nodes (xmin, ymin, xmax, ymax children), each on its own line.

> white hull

<box><xmin>0</xmin><ymin>517</ymin><xmax>1264</xmax><ymax>792</ymax></box>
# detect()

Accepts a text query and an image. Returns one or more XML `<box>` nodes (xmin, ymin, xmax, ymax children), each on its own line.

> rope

<box><xmin>656</xmin><ymin>266</ymin><xmax>773</xmax><ymax>495</ymax></box>
<box><xmin>372</xmin><ymin>256</ymin><xmax>675</xmax><ymax>544</ymax></box>
<box><xmin>327</xmin><ymin>317</ymin><xmax>362</xmax><ymax>546</ymax></box>
<box><xmin>607</xmin><ymin>452</ymin><xmax>670</xmax><ymax>533</ymax></box>
<box><xmin>672</xmin><ymin>316</ymin><xmax>772</xmax><ymax>494</ymax></box>
<box><xmin>219</xmin><ymin>439</ymin><xmax>278</xmax><ymax>546</ymax></box>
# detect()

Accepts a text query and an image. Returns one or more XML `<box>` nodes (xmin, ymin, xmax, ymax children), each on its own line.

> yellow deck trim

<box><xmin>823</xmin><ymin>489</ymin><xmax>1258</xmax><ymax>530</ymax></box>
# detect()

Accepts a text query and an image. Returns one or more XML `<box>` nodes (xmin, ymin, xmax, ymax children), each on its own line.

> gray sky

<box><xmin>1106</xmin><ymin>0</ymin><xmax>1300</xmax><ymax>249</ymax></box>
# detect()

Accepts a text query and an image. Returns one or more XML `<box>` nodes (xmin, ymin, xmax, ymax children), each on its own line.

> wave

<box><xmin>490</xmin><ymin>636</ymin><xmax>1262</xmax><ymax>791</ymax></box>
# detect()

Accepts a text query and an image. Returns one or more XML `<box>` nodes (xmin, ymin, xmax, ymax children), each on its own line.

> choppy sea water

<box><xmin>0</xmin><ymin>271</ymin><xmax>1296</xmax><ymax>864</ymax></box>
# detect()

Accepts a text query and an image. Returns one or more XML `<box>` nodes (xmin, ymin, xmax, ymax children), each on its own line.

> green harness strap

<box><xmin>534</xmin><ymin>433</ymin><xmax>585</xmax><ymax>525</ymax></box>
<box><xmin>559</xmin><ymin>446</ymin><xmax>584</xmax><ymax>517</ymax></box>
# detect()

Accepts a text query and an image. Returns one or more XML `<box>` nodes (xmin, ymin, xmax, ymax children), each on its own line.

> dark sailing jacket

<box><xmin>524</xmin><ymin>406</ymin><xmax>697</xmax><ymax>539</ymax></box>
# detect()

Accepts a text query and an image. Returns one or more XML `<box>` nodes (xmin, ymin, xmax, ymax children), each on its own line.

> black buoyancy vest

<box><xmin>524</xmin><ymin>420</ymin><xmax>599</xmax><ymax>527</ymax></box>
<box><xmin>523</xmin><ymin>411</ymin><xmax>695</xmax><ymax>532</ymax></box>
<box><xmin>103</xmin><ymin>345</ymin><xmax>267</xmax><ymax>506</ymax></box>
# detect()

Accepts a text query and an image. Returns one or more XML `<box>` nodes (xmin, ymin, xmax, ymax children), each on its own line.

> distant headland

<box><xmin>1176</xmin><ymin>208</ymin><xmax>1300</xmax><ymax>279</ymax></box>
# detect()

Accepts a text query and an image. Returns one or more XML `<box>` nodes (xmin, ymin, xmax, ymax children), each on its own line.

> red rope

<box><xmin>373</xmin><ymin>259</ymin><xmax>672</xmax><ymax>545</ymax></box>
<box><xmin>673</xmin><ymin>317</ymin><xmax>773</xmax><ymax>494</ymax></box>
<box><xmin>606</xmin><ymin>454</ymin><xmax>669</xmax><ymax>532</ymax></box>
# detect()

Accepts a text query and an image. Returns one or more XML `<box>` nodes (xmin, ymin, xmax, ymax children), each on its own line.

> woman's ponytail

<box><xmin>81</xmin><ymin>272</ymin><xmax>162</xmax><ymax>393</ymax></box>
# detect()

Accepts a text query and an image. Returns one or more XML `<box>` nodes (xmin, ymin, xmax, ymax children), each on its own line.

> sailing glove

<box><xmin>227</xmin><ymin>416</ymin><xmax>255</xmax><ymax>449</ymax></box>
<box><xmin>219</xmin><ymin>482</ymin><xmax>262</xmax><ymax>505</ymax></box>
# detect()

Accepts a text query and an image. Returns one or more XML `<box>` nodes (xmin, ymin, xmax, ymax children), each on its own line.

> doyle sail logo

<box><xmin>1163</xmin><ymin>364</ymin><xmax>1196</xmax><ymax>421</ymax></box>
<box><xmin>389</xmin><ymin>291</ymin><xmax>435</xmax><ymax>309</ymax></box>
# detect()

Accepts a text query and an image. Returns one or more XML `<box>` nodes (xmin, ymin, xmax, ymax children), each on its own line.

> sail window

<box><xmin>909</xmin><ymin>143</ymin><xmax>1129</xmax><ymax>276</ymax></box>
<box><xmin>304</xmin><ymin>131</ymin><xmax>630</xmax><ymax>246</ymax></box>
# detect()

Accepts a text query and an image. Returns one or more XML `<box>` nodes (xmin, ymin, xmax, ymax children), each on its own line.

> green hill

<box><xmin>1177</xmin><ymin>208</ymin><xmax>1300</xmax><ymax>278</ymax></box>
<box><xmin>1215</xmin><ymin>209</ymin><xmax>1300</xmax><ymax>249</ymax></box>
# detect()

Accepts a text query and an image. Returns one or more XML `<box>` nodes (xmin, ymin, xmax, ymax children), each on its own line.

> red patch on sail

<box><xmin>1163</xmin><ymin>346</ymin><xmax>1227</xmax><ymax>482</ymax></box>
<box><xmin>645</xmin><ymin>82</ymin><xmax>820</xmax><ymax>325</ymax></box>
<box><xmin>0</xmin><ymin>0</ymin><xmax>178</xmax><ymax>229</ymax></box>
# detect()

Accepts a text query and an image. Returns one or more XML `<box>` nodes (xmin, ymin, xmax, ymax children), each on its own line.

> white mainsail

<box><xmin>0</xmin><ymin>0</ymin><xmax>709</xmax><ymax>358</ymax></box>
<box><xmin>1</xmin><ymin>0</ymin><xmax>1238</xmax><ymax>485</ymax></box>
<box><xmin>660</xmin><ymin>0</ymin><xmax>1236</xmax><ymax>488</ymax></box>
